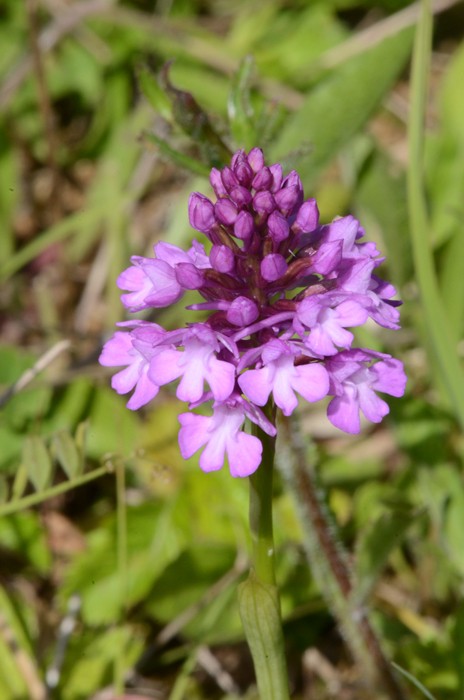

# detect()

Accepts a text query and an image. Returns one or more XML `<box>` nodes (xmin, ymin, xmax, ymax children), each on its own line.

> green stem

<box><xmin>114</xmin><ymin>458</ymin><xmax>128</xmax><ymax>695</ymax></box>
<box><xmin>249</xmin><ymin>423</ymin><xmax>276</xmax><ymax>586</ymax></box>
<box><xmin>0</xmin><ymin>466</ymin><xmax>108</xmax><ymax>517</ymax></box>
<box><xmin>407</xmin><ymin>0</ymin><xmax>464</xmax><ymax>428</ymax></box>
<box><xmin>238</xmin><ymin>407</ymin><xmax>290</xmax><ymax>700</ymax></box>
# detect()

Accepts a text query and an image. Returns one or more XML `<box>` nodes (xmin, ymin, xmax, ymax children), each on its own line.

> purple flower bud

<box><xmin>189</xmin><ymin>193</ymin><xmax>215</xmax><ymax>233</ymax></box>
<box><xmin>261</xmin><ymin>254</ymin><xmax>288</xmax><ymax>282</ymax></box>
<box><xmin>210</xmin><ymin>244</ymin><xmax>235</xmax><ymax>273</ymax></box>
<box><xmin>234</xmin><ymin>159</ymin><xmax>253</xmax><ymax>186</ymax></box>
<box><xmin>229</xmin><ymin>186</ymin><xmax>253</xmax><ymax>207</ymax></box>
<box><xmin>269</xmin><ymin>163</ymin><xmax>283</xmax><ymax>192</ymax></box>
<box><xmin>215</xmin><ymin>198</ymin><xmax>238</xmax><ymax>225</ymax></box>
<box><xmin>282</xmin><ymin>170</ymin><xmax>303</xmax><ymax>191</ymax></box>
<box><xmin>221</xmin><ymin>166</ymin><xmax>239</xmax><ymax>192</ymax></box>
<box><xmin>210</xmin><ymin>168</ymin><xmax>227</xmax><ymax>197</ymax></box>
<box><xmin>312</xmin><ymin>240</ymin><xmax>343</xmax><ymax>275</ymax></box>
<box><xmin>175</xmin><ymin>262</ymin><xmax>204</xmax><ymax>289</ymax></box>
<box><xmin>275</xmin><ymin>185</ymin><xmax>303</xmax><ymax>216</ymax></box>
<box><xmin>231</xmin><ymin>150</ymin><xmax>246</xmax><ymax>168</ymax></box>
<box><xmin>252</xmin><ymin>167</ymin><xmax>273</xmax><ymax>191</ymax></box>
<box><xmin>253</xmin><ymin>190</ymin><xmax>276</xmax><ymax>215</ymax></box>
<box><xmin>227</xmin><ymin>296</ymin><xmax>260</xmax><ymax>326</ymax></box>
<box><xmin>234</xmin><ymin>211</ymin><xmax>254</xmax><ymax>240</ymax></box>
<box><xmin>247</xmin><ymin>147</ymin><xmax>265</xmax><ymax>173</ymax></box>
<box><xmin>294</xmin><ymin>198</ymin><xmax>319</xmax><ymax>233</ymax></box>
<box><xmin>267</xmin><ymin>211</ymin><xmax>290</xmax><ymax>243</ymax></box>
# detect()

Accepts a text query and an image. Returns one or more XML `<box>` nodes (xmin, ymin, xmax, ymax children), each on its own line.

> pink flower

<box><xmin>296</xmin><ymin>295</ymin><xmax>368</xmax><ymax>356</ymax></box>
<box><xmin>101</xmin><ymin>147</ymin><xmax>406</xmax><ymax>475</ymax></box>
<box><xmin>118</xmin><ymin>241</ymin><xmax>209</xmax><ymax>311</ymax></box>
<box><xmin>99</xmin><ymin>329</ymin><xmax>161</xmax><ymax>410</ymax></box>
<box><xmin>178</xmin><ymin>404</ymin><xmax>263</xmax><ymax>477</ymax></box>
<box><xmin>326</xmin><ymin>350</ymin><xmax>407</xmax><ymax>433</ymax></box>
<box><xmin>238</xmin><ymin>340</ymin><xmax>329</xmax><ymax>416</ymax></box>
<box><xmin>149</xmin><ymin>325</ymin><xmax>236</xmax><ymax>403</ymax></box>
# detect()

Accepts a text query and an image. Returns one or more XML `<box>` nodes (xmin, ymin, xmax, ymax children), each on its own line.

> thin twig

<box><xmin>197</xmin><ymin>646</ymin><xmax>240</xmax><ymax>696</ymax></box>
<box><xmin>0</xmin><ymin>338</ymin><xmax>70</xmax><ymax>408</ymax></box>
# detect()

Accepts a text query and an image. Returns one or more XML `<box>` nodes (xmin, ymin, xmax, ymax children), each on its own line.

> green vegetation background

<box><xmin>1</xmin><ymin>0</ymin><xmax>463</xmax><ymax>698</ymax></box>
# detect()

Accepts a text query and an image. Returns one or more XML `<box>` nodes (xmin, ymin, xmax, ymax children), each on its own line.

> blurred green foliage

<box><xmin>1</xmin><ymin>0</ymin><xmax>463</xmax><ymax>698</ymax></box>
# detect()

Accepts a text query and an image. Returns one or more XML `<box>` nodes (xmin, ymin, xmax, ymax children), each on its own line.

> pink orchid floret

<box><xmin>100</xmin><ymin>147</ymin><xmax>406</xmax><ymax>477</ymax></box>
<box><xmin>149</xmin><ymin>324</ymin><xmax>236</xmax><ymax>403</ymax></box>
<box><xmin>238</xmin><ymin>339</ymin><xmax>329</xmax><ymax>416</ymax></box>
<box><xmin>118</xmin><ymin>241</ymin><xmax>210</xmax><ymax>311</ymax></box>
<box><xmin>326</xmin><ymin>350</ymin><xmax>407</xmax><ymax>434</ymax></box>
<box><xmin>296</xmin><ymin>295</ymin><xmax>369</xmax><ymax>356</ymax></box>
<box><xmin>99</xmin><ymin>326</ymin><xmax>164</xmax><ymax>410</ymax></box>
<box><xmin>178</xmin><ymin>403</ymin><xmax>263</xmax><ymax>477</ymax></box>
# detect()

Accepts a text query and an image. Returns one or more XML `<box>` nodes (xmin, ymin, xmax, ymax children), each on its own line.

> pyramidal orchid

<box><xmin>100</xmin><ymin>148</ymin><xmax>406</xmax><ymax>478</ymax></box>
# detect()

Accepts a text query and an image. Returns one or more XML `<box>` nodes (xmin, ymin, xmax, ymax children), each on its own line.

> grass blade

<box><xmin>407</xmin><ymin>0</ymin><xmax>464</xmax><ymax>428</ymax></box>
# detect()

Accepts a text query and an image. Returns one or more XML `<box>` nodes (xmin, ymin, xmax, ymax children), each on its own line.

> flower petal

<box><xmin>227</xmin><ymin>432</ymin><xmax>262</xmax><ymax>477</ymax></box>
<box><xmin>327</xmin><ymin>387</ymin><xmax>361</xmax><ymax>434</ymax></box>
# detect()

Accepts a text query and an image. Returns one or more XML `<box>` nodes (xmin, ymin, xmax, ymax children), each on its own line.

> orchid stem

<box><xmin>249</xmin><ymin>424</ymin><xmax>276</xmax><ymax>586</ymax></box>
<box><xmin>238</xmin><ymin>406</ymin><xmax>290</xmax><ymax>700</ymax></box>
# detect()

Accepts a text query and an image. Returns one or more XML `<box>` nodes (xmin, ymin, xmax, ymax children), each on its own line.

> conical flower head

<box><xmin>100</xmin><ymin>148</ymin><xmax>406</xmax><ymax>477</ymax></box>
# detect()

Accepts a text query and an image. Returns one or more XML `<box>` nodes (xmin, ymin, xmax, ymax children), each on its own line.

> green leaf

<box><xmin>51</xmin><ymin>430</ymin><xmax>82</xmax><ymax>479</ymax></box>
<box><xmin>137</xmin><ymin>64</ymin><xmax>172</xmax><ymax>119</ymax></box>
<box><xmin>238</xmin><ymin>575</ymin><xmax>289</xmax><ymax>699</ymax></box>
<box><xmin>253</xmin><ymin>4</ymin><xmax>347</xmax><ymax>86</ymax></box>
<box><xmin>0</xmin><ymin>511</ymin><xmax>52</xmax><ymax>573</ymax></box>
<box><xmin>271</xmin><ymin>28</ymin><xmax>413</xmax><ymax>186</ymax></box>
<box><xmin>144</xmin><ymin>132</ymin><xmax>210</xmax><ymax>177</ymax></box>
<box><xmin>145</xmin><ymin>544</ymin><xmax>236</xmax><ymax>623</ymax></box>
<box><xmin>85</xmin><ymin>386</ymin><xmax>138</xmax><ymax>461</ymax></box>
<box><xmin>62</xmin><ymin>501</ymin><xmax>185</xmax><ymax>625</ymax></box>
<box><xmin>11</xmin><ymin>463</ymin><xmax>28</xmax><ymax>500</ymax></box>
<box><xmin>22</xmin><ymin>436</ymin><xmax>53</xmax><ymax>492</ymax></box>
<box><xmin>59</xmin><ymin>626</ymin><xmax>142</xmax><ymax>700</ymax></box>
<box><xmin>228</xmin><ymin>55</ymin><xmax>256</xmax><ymax>149</ymax></box>
<box><xmin>159</xmin><ymin>64</ymin><xmax>232</xmax><ymax>168</ymax></box>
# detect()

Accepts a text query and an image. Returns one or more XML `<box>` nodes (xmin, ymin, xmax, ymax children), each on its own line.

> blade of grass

<box><xmin>144</xmin><ymin>132</ymin><xmax>210</xmax><ymax>176</ymax></box>
<box><xmin>114</xmin><ymin>458</ymin><xmax>128</xmax><ymax>695</ymax></box>
<box><xmin>407</xmin><ymin>0</ymin><xmax>464</xmax><ymax>428</ymax></box>
<box><xmin>168</xmin><ymin>647</ymin><xmax>199</xmax><ymax>700</ymax></box>
<box><xmin>391</xmin><ymin>662</ymin><xmax>437</xmax><ymax>700</ymax></box>
<box><xmin>0</xmin><ymin>206</ymin><xmax>107</xmax><ymax>281</ymax></box>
